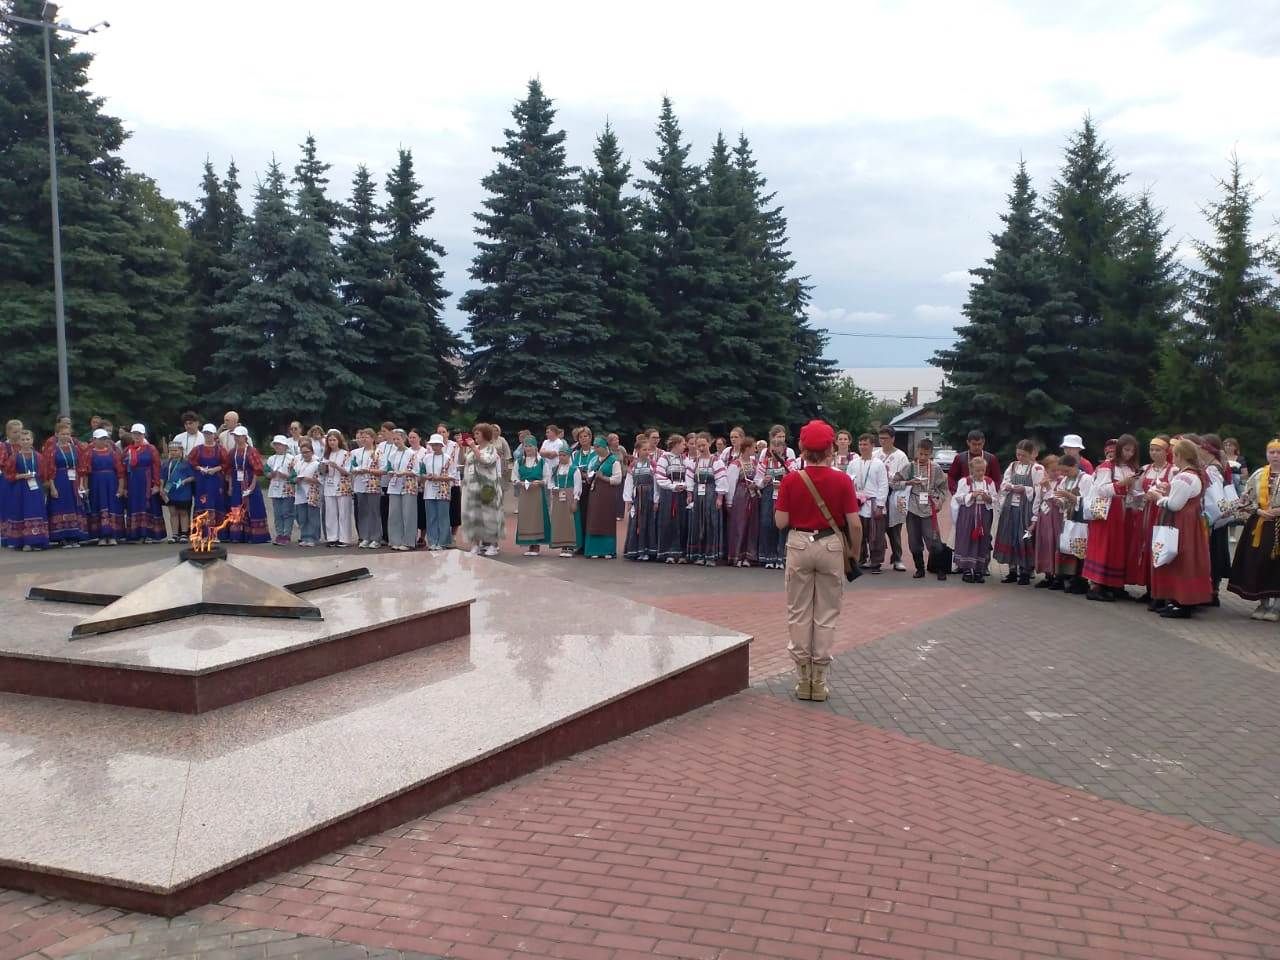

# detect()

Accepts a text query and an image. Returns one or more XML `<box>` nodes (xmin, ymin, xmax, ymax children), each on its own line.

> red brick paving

<box><xmin>645</xmin><ymin>589</ymin><xmax>987</xmax><ymax>682</ymax></box>
<box><xmin>77</xmin><ymin>693</ymin><xmax>1277</xmax><ymax>959</ymax></box>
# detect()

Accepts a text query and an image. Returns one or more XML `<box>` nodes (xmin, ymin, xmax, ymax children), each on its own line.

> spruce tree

<box><xmin>1045</xmin><ymin>116</ymin><xmax>1132</xmax><ymax>438</ymax></box>
<box><xmin>1104</xmin><ymin>192</ymin><xmax>1182</xmax><ymax>431</ymax></box>
<box><xmin>381</xmin><ymin>148</ymin><xmax>461</xmax><ymax>423</ymax></box>
<box><xmin>931</xmin><ymin>163</ymin><xmax>1076</xmax><ymax>458</ymax></box>
<box><xmin>636</xmin><ymin>98</ymin><xmax>705</xmax><ymax>426</ymax></box>
<box><xmin>337</xmin><ymin>164</ymin><xmax>393</xmax><ymax>423</ymax></box>
<box><xmin>460</xmin><ymin>79</ymin><xmax>604</xmax><ymax>426</ymax></box>
<box><xmin>292</xmin><ymin>133</ymin><xmax>343</xmax><ymax>233</ymax></box>
<box><xmin>184</xmin><ymin>159</ymin><xmax>244</xmax><ymax>382</ymax></box>
<box><xmin>581</xmin><ymin>122</ymin><xmax>659</xmax><ymax>433</ymax></box>
<box><xmin>0</xmin><ymin>0</ymin><xmax>192</xmax><ymax>431</ymax></box>
<box><xmin>731</xmin><ymin>134</ymin><xmax>829</xmax><ymax>423</ymax></box>
<box><xmin>1155</xmin><ymin>154</ymin><xmax>1275</xmax><ymax>443</ymax></box>
<box><xmin>210</xmin><ymin>159</ymin><xmax>359</xmax><ymax>429</ymax></box>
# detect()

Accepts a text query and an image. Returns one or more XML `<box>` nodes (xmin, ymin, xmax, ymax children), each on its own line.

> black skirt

<box><xmin>1227</xmin><ymin>514</ymin><xmax>1280</xmax><ymax>600</ymax></box>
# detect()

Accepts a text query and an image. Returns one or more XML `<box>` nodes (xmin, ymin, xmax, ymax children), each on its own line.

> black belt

<box><xmin>791</xmin><ymin>527</ymin><xmax>838</xmax><ymax>540</ymax></box>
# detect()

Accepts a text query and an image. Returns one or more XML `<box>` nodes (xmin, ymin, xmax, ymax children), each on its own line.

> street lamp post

<box><xmin>2</xmin><ymin>3</ymin><xmax>109</xmax><ymax>419</ymax></box>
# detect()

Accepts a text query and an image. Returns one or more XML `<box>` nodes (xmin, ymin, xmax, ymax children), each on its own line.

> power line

<box><xmin>822</xmin><ymin>330</ymin><xmax>954</xmax><ymax>341</ymax></box>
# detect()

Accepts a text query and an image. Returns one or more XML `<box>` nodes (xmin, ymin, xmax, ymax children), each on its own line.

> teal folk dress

<box><xmin>514</xmin><ymin>455</ymin><xmax>551</xmax><ymax>546</ymax></box>
<box><xmin>583</xmin><ymin>453</ymin><xmax>621</xmax><ymax>557</ymax></box>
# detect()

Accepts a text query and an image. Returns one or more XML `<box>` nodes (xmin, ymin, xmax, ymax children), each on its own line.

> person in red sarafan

<box><xmin>774</xmin><ymin>420</ymin><xmax>861</xmax><ymax>705</ymax></box>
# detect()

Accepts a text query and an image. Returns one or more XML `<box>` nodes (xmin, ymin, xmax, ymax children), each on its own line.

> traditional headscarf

<box><xmin>592</xmin><ymin>435</ymin><xmax>608</xmax><ymax>450</ymax></box>
<box><xmin>523</xmin><ymin>435</ymin><xmax>537</xmax><ymax>448</ymax></box>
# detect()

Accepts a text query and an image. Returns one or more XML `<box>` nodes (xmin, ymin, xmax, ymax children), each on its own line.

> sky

<box><xmin>66</xmin><ymin>0</ymin><xmax>1280</xmax><ymax>369</ymax></box>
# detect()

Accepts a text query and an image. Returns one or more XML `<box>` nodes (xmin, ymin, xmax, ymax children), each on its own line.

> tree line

<box><xmin>0</xmin><ymin>0</ymin><xmax>833</xmax><ymax>438</ymax></box>
<box><xmin>932</xmin><ymin>116</ymin><xmax>1279</xmax><ymax>460</ymax></box>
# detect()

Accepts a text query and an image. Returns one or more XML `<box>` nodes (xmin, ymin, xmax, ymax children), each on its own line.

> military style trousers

<box><xmin>784</xmin><ymin>528</ymin><xmax>845</xmax><ymax>666</ymax></box>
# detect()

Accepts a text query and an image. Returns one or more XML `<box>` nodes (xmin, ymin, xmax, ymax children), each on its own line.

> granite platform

<box><xmin>0</xmin><ymin>551</ymin><xmax>750</xmax><ymax>914</ymax></box>
<box><xmin>3</xmin><ymin>555</ymin><xmax>473</xmax><ymax>713</ymax></box>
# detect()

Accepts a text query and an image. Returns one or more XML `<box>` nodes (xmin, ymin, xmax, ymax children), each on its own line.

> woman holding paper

<box><xmin>1146</xmin><ymin>438</ymin><xmax>1212</xmax><ymax>618</ymax></box>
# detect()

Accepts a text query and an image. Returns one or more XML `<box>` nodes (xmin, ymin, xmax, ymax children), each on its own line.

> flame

<box><xmin>190</xmin><ymin>506</ymin><xmax>244</xmax><ymax>552</ymax></box>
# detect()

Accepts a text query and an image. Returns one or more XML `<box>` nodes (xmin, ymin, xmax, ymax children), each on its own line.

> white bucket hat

<box><xmin>271</xmin><ymin>434</ymin><xmax>288</xmax><ymax>447</ymax></box>
<box><xmin>92</xmin><ymin>428</ymin><xmax>110</xmax><ymax>440</ymax></box>
<box><xmin>201</xmin><ymin>423</ymin><xmax>218</xmax><ymax>435</ymax></box>
<box><xmin>232</xmin><ymin>425</ymin><xmax>249</xmax><ymax>437</ymax></box>
<box><xmin>130</xmin><ymin>423</ymin><xmax>146</xmax><ymax>435</ymax></box>
<box><xmin>1060</xmin><ymin>434</ymin><xmax>1084</xmax><ymax>450</ymax></box>
<box><xmin>428</xmin><ymin>433</ymin><xmax>445</xmax><ymax>445</ymax></box>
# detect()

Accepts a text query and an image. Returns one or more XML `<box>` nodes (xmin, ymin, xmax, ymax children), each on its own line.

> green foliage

<box><xmin>822</xmin><ymin>377</ymin><xmax>875</xmax><ymax>437</ymax></box>
<box><xmin>461</xmin><ymin>80</ymin><xmax>605</xmax><ymax>427</ymax></box>
<box><xmin>580</xmin><ymin>123</ymin><xmax>658</xmax><ymax>434</ymax></box>
<box><xmin>183</xmin><ymin>158</ymin><xmax>244</xmax><ymax>386</ymax></box>
<box><xmin>0</xmin><ymin>0</ymin><xmax>191</xmax><ymax>433</ymax></box>
<box><xmin>932</xmin><ymin>163</ymin><xmax>1076</xmax><ymax>459</ymax></box>
<box><xmin>1155</xmin><ymin>154</ymin><xmax>1277</xmax><ymax>452</ymax></box>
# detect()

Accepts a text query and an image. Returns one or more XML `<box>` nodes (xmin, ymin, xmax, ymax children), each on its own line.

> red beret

<box><xmin>798</xmin><ymin>420</ymin><xmax>835</xmax><ymax>453</ymax></box>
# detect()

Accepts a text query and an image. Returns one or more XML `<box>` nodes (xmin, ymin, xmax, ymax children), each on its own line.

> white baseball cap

<box><xmin>92</xmin><ymin>428</ymin><xmax>110</xmax><ymax>440</ymax></box>
<box><xmin>201</xmin><ymin>423</ymin><xmax>218</xmax><ymax>434</ymax></box>
<box><xmin>271</xmin><ymin>434</ymin><xmax>288</xmax><ymax>446</ymax></box>
<box><xmin>428</xmin><ymin>433</ymin><xmax>445</xmax><ymax>445</ymax></box>
<box><xmin>1060</xmin><ymin>434</ymin><xmax>1084</xmax><ymax>450</ymax></box>
<box><xmin>130</xmin><ymin>423</ymin><xmax>146</xmax><ymax>435</ymax></box>
<box><xmin>232</xmin><ymin>425</ymin><xmax>249</xmax><ymax>437</ymax></box>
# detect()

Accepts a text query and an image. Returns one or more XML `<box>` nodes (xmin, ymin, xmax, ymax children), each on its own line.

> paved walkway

<box><xmin>3</xmin><ymin>546</ymin><xmax>1278</xmax><ymax>959</ymax></box>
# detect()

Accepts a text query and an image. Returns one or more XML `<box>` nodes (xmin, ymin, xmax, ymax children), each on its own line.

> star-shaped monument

<box><xmin>29</xmin><ymin>544</ymin><xmax>370</xmax><ymax>639</ymax></box>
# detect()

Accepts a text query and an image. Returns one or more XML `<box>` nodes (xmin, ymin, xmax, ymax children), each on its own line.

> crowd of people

<box><xmin>2</xmin><ymin>409</ymin><xmax>1277</xmax><ymax>624</ymax></box>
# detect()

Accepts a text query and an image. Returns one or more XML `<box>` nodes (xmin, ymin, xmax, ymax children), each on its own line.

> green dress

<box><xmin>514</xmin><ymin>455</ymin><xmax>551</xmax><ymax>545</ymax></box>
<box><xmin>583</xmin><ymin>453</ymin><xmax>620</xmax><ymax>558</ymax></box>
<box><xmin>570</xmin><ymin>447</ymin><xmax>595</xmax><ymax>552</ymax></box>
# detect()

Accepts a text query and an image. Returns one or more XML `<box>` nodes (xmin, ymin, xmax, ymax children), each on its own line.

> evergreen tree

<box><xmin>460</xmin><ymin>79</ymin><xmax>604</xmax><ymax>426</ymax></box>
<box><xmin>210</xmin><ymin>160</ymin><xmax>359</xmax><ymax>428</ymax></box>
<box><xmin>292</xmin><ymin>133</ymin><xmax>343</xmax><ymax>233</ymax></box>
<box><xmin>731</xmin><ymin>134</ymin><xmax>831</xmax><ymax>423</ymax></box>
<box><xmin>0</xmin><ymin>0</ymin><xmax>192</xmax><ymax>431</ymax></box>
<box><xmin>1104</xmin><ymin>192</ymin><xmax>1182</xmax><ymax>430</ymax></box>
<box><xmin>1045</xmin><ymin>115</ymin><xmax>1132</xmax><ymax>438</ymax></box>
<box><xmin>337</xmin><ymin>164</ymin><xmax>393</xmax><ymax>423</ymax></box>
<box><xmin>580</xmin><ymin>123</ymin><xmax>658</xmax><ymax>433</ymax></box>
<box><xmin>183</xmin><ymin>159</ymin><xmax>244</xmax><ymax>381</ymax></box>
<box><xmin>636</xmin><ymin>98</ymin><xmax>706</xmax><ymax>426</ymax></box>
<box><xmin>931</xmin><ymin>162</ymin><xmax>1076</xmax><ymax>458</ymax></box>
<box><xmin>381</xmin><ymin>148</ymin><xmax>461</xmax><ymax>422</ymax></box>
<box><xmin>1155</xmin><ymin>154</ymin><xmax>1276</xmax><ymax>444</ymax></box>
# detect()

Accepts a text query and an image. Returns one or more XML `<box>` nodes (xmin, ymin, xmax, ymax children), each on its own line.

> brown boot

<box><xmin>809</xmin><ymin>662</ymin><xmax>829</xmax><ymax>702</ymax></box>
<box><xmin>793</xmin><ymin>661</ymin><xmax>812</xmax><ymax>701</ymax></box>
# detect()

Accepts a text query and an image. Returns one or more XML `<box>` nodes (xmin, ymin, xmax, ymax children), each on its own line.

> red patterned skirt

<box><xmin>1082</xmin><ymin>501</ymin><xmax>1127</xmax><ymax>588</ymax></box>
<box><xmin>1150</xmin><ymin>498</ymin><xmax>1212</xmax><ymax>606</ymax></box>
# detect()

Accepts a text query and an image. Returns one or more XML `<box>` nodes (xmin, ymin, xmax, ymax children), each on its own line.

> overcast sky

<box><xmin>72</xmin><ymin>0</ymin><xmax>1280</xmax><ymax>368</ymax></box>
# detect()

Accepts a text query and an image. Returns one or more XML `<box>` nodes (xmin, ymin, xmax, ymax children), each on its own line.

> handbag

<box><xmin>1059</xmin><ymin>520</ymin><xmax>1089</xmax><ymax>559</ymax></box>
<box><xmin>797</xmin><ymin>471</ymin><xmax>860</xmax><ymax>583</ymax></box>
<box><xmin>1151</xmin><ymin>511</ymin><xmax>1179</xmax><ymax>568</ymax></box>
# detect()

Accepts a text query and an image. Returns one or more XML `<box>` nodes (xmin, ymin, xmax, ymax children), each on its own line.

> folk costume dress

<box><xmin>82</xmin><ymin>444</ymin><xmax>125</xmax><ymax>542</ymax></box>
<box><xmin>189</xmin><ymin>442</ymin><xmax>230</xmax><ymax>527</ymax></box>
<box><xmin>951</xmin><ymin>476</ymin><xmax>997</xmax><ymax>575</ymax></box>
<box><xmin>226</xmin><ymin>446</ymin><xmax>270</xmax><ymax>544</ymax></box>
<box><xmin>1204</xmin><ymin>464</ymin><xmax>1233</xmax><ymax>589</ymax></box>
<box><xmin>461</xmin><ymin>444</ymin><xmax>505</xmax><ymax>547</ymax></box>
<box><xmin>1149</xmin><ymin>469</ymin><xmax>1213</xmax><ymax>607</ymax></box>
<box><xmin>622</xmin><ymin>454</ymin><xmax>659</xmax><ymax>561</ymax></box>
<box><xmin>1053</xmin><ymin>472</ymin><xmax>1093</xmax><ymax>579</ymax></box>
<box><xmin>548</xmin><ymin>461</ymin><xmax>582</xmax><ymax>552</ymax></box>
<box><xmin>0</xmin><ymin>439</ymin><xmax>16</xmax><ymax>545</ymax></box>
<box><xmin>654</xmin><ymin>451</ymin><xmax>690</xmax><ymax>563</ymax></box>
<box><xmin>1131</xmin><ymin>461</ymin><xmax>1174</xmax><ymax>589</ymax></box>
<box><xmin>1082</xmin><ymin>462</ymin><xmax>1135</xmax><ymax>589</ymax></box>
<box><xmin>570</xmin><ymin>445</ymin><xmax>596</xmax><ymax>553</ymax></box>
<box><xmin>755</xmin><ymin>451</ymin><xmax>791</xmax><ymax>569</ymax></box>
<box><xmin>1031</xmin><ymin>474</ymin><xmax>1063</xmax><ymax>578</ymax></box>
<box><xmin>4</xmin><ymin>450</ymin><xmax>49</xmax><ymax>549</ymax></box>
<box><xmin>124</xmin><ymin>441</ymin><xmax>166</xmax><ymax>542</ymax></box>
<box><xmin>993</xmin><ymin>461</ymin><xmax>1044</xmax><ymax>572</ymax></box>
<box><xmin>1227</xmin><ymin>465</ymin><xmax>1280</xmax><ymax>603</ymax></box>
<box><xmin>44</xmin><ymin>439</ymin><xmax>87</xmax><ymax>544</ymax></box>
<box><xmin>583</xmin><ymin>449</ymin><xmax>622</xmax><ymax>558</ymax></box>
<box><xmin>685</xmin><ymin>455</ymin><xmax>728</xmax><ymax>565</ymax></box>
<box><xmin>724</xmin><ymin>453</ymin><xmax>760</xmax><ymax>566</ymax></box>
<box><xmin>513</xmin><ymin>451</ymin><xmax>551</xmax><ymax>547</ymax></box>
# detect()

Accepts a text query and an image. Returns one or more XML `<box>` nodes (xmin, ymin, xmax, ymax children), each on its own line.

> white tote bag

<box><xmin>1150</xmin><ymin>518</ymin><xmax>1179</xmax><ymax>568</ymax></box>
<box><xmin>1059</xmin><ymin>520</ymin><xmax>1088</xmax><ymax>559</ymax></box>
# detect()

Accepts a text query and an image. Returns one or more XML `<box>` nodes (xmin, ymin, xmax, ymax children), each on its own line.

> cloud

<box><xmin>913</xmin><ymin>305</ymin><xmax>963</xmax><ymax>322</ymax></box>
<box><xmin>939</xmin><ymin>270</ymin><xmax>972</xmax><ymax>285</ymax></box>
<box><xmin>805</xmin><ymin>306</ymin><xmax>893</xmax><ymax>327</ymax></box>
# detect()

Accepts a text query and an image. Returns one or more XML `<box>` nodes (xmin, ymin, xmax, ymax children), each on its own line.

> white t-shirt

<box><xmin>266</xmin><ymin>453</ymin><xmax>295</xmax><ymax>498</ymax></box>
<box><xmin>176</xmin><ymin>430</ymin><xmax>203</xmax><ymax>458</ymax></box>
<box><xmin>292</xmin><ymin>459</ymin><xmax>321</xmax><ymax>506</ymax></box>
<box><xmin>348</xmin><ymin>447</ymin><xmax>380</xmax><ymax>495</ymax></box>
<box><xmin>322</xmin><ymin>449</ymin><xmax>350</xmax><ymax>496</ymax></box>
<box><xmin>419</xmin><ymin>449</ymin><xmax>452</xmax><ymax>500</ymax></box>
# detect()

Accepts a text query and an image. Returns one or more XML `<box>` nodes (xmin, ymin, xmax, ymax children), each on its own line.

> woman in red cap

<box><xmin>773</xmin><ymin>420</ymin><xmax>861</xmax><ymax>703</ymax></box>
